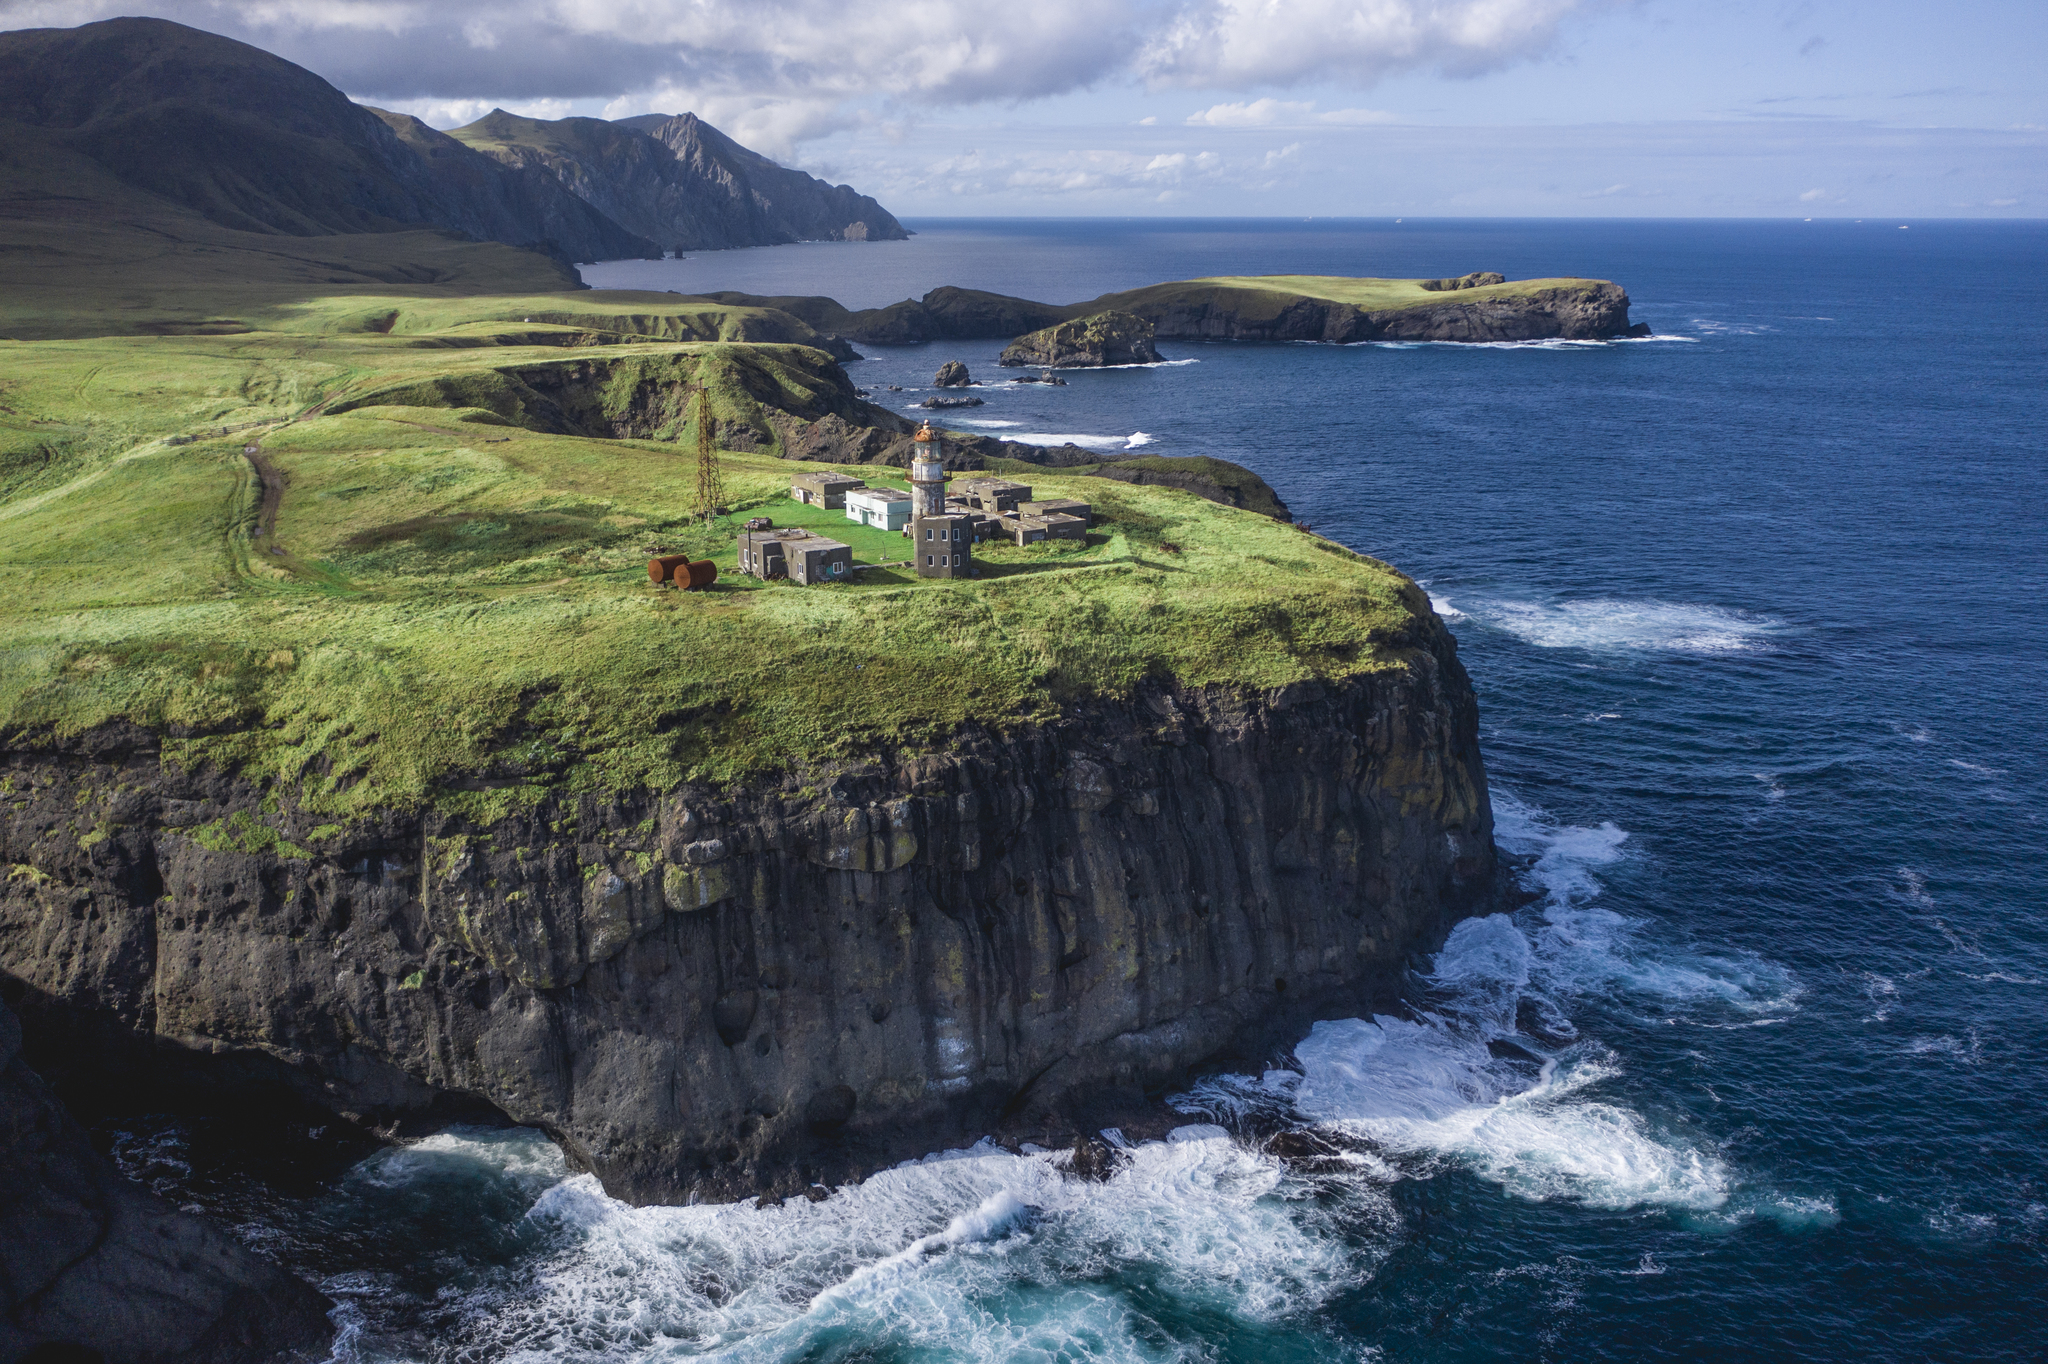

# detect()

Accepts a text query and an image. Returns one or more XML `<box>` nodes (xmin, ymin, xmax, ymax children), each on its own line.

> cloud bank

<box><xmin>1</xmin><ymin>0</ymin><xmax>1602</xmax><ymax>151</ymax></box>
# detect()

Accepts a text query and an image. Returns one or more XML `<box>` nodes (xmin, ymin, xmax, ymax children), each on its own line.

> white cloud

<box><xmin>1799</xmin><ymin>187</ymin><xmax>1828</xmax><ymax>201</ymax></box>
<box><xmin>1188</xmin><ymin>99</ymin><xmax>1400</xmax><ymax>127</ymax></box>
<box><xmin>6</xmin><ymin>1</ymin><xmax>1588</xmax><ymax>154</ymax></box>
<box><xmin>1139</xmin><ymin>0</ymin><xmax>1598</xmax><ymax>88</ymax></box>
<box><xmin>375</xmin><ymin>96</ymin><xmax>578</xmax><ymax>127</ymax></box>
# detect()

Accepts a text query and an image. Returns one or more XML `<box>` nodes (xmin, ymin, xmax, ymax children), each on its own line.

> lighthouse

<box><xmin>910</xmin><ymin>421</ymin><xmax>946</xmax><ymax>517</ymax></box>
<box><xmin>909</xmin><ymin>421</ymin><xmax>971</xmax><ymax>579</ymax></box>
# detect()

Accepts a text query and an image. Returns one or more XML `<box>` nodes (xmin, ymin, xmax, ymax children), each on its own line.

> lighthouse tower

<box><xmin>910</xmin><ymin>422</ymin><xmax>946</xmax><ymax>517</ymax></box>
<box><xmin>909</xmin><ymin>420</ymin><xmax>972</xmax><ymax>579</ymax></box>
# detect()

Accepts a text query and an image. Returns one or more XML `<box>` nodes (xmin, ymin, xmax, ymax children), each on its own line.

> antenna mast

<box><xmin>693</xmin><ymin>387</ymin><xmax>724</xmax><ymax>525</ymax></box>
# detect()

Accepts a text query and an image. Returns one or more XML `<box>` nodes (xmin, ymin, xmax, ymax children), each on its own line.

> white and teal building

<box><xmin>844</xmin><ymin>485</ymin><xmax>913</xmax><ymax>533</ymax></box>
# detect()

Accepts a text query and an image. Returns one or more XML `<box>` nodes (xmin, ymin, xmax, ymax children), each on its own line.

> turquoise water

<box><xmin>122</xmin><ymin>220</ymin><xmax>2048</xmax><ymax>1360</ymax></box>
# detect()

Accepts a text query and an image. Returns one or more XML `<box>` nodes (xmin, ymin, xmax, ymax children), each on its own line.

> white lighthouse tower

<box><xmin>910</xmin><ymin>421</ymin><xmax>946</xmax><ymax>517</ymax></box>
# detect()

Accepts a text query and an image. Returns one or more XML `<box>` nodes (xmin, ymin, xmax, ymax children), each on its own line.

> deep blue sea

<box><xmin>127</xmin><ymin>220</ymin><xmax>2048</xmax><ymax>1361</ymax></box>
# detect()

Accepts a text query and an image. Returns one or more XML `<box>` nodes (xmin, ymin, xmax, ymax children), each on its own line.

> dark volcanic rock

<box><xmin>933</xmin><ymin>361</ymin><xmax>971</xmax><ymax>387</ymax></box>
<box><xmin>918</xmin><ymin>395</ymin><xmax>984</xmax><ymax>409</ymax></box>
<box><xmin>1000</xmin><ymin>311</ymin><xmax>1162</xmax><ymax>368</ymax></box>
<box><xmin>1</xmin><ymin>659</ymin><xmax>1494</xmax><ymax>1208</ymax></box>
<box><xmin>0</xmin><ymin>1000</ymin><xmax>332</xmax><ymax>1364</ymax></box>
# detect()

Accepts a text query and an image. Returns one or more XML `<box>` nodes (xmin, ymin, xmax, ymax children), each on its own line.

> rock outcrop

<box><xmin>1000</xmin><ymin>311</ymin><xmax>1163</xmax><ymax>368</ymax></box>
<box><xmin>0</xmin><ymin>999</ymin><xmax>333</xmax><ymax>1364</ymax></box>
<box><xmin>1</xmin><ymin>638</ymin><xmax>1494</xmax><ymax>1207</ymax></box>
<box><xmin>933</xmin><ymin>361</ymin><xmax>972</xmax><ymax>387</ymax></box>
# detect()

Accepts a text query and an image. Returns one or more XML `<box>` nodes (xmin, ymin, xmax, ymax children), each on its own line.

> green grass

<box><xmin>1093</xmin><ymin>274</ymin><xmax>1601</xmax><ymax>323</ymax></box>
<box><xmin>0</xmin><ymin>217</ymin><xmax>1436</xmax><ymax>818</ymax></box>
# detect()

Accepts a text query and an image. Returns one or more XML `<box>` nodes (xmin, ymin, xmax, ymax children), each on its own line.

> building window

<box><xmin>926</xmin><ymin>555</ymin><xmax>933</xmax><ymax>566</ymax></box>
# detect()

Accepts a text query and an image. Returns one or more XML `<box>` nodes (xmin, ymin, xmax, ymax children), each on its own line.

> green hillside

<box><xmin>0</xmin><ymin>299</ymin><xmax>1429</xmax><ymax>820</ymax></box>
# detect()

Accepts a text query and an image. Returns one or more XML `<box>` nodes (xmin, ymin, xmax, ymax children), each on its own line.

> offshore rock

<box><xmin>1000</xmin><ymin>311</ymin><xmax>1163</xmax><ymax>368</ymax></box>
<box><xmin>933</xmin><ymin>361</ymin><xmax>972</xmax><ymax>387</ymax></box>
<box><xmin>918</xmin><ymin>395</ymin><xmax>984</xmax><ymax>409</ymax></box>
<box><xmin>0</xmin><ymin>999</ymin><xmax>333</xmax><ymax>1364</ymax></box>
<box><xmin>0</xmin><ymin>639</ymin><xmax>1493</xmax><ymax>1208</ymax></box>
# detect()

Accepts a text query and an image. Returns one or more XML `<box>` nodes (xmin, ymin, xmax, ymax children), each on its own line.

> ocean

<box><xmin>117</xmin><ymin>219</ymin><xmax>2048</xmax><ymax>1361</ymax></box>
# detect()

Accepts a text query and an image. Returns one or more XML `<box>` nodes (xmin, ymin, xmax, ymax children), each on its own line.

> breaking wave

<box><xmin>1180</xmin><ymin>791</ymin><xmax>1797</xmax><ymax>1215</ymax></box>
<box><xmin>1460</xmin><ymin>596</ymin><xmax>1787</xmax><ymax>654</ymax></box>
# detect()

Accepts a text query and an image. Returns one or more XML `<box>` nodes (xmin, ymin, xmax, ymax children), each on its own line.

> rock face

<box><xmin>1088</xmin><ymin>457</ymin><xmax>1293</xmax><ymax>521</ymax></box>
<box><xmin>0</xmin><ymin>643</ymin><xmax>1494</xmax><ymax>1207</ymax></box>
<box><xmin>0</xmin><ymin>999</ymin><xmax>333</xmax><ymax>1364</ymax></box>
<box><xmin>933</xmin><ymin>361</ymin><xmax>971</xmax><ymax>387</ymax></box>
<box><xmin>1000</xmin><ymin>311</ymin><xmax>1162</xmax><ymax>368</ymax></box>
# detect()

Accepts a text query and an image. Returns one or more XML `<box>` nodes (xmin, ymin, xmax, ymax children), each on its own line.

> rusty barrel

<box><xmin>681</xmin><ymin>559</ymin><xmax>718</xmax><ymax>590</ymax></box>
<box><xmin>648</xmin><ymin>553</ymin><xmax>691</xmax><ymax>583</ymax></box>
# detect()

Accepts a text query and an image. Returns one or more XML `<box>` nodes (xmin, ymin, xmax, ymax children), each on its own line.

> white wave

<box><xmin>349</xmin><ymin>1125</ymin><xmax>568</xmax><ymax>1196</ymax></box>
<box><xmin>1947</xmin><ymin>758</ymin><xmax>2008</xmax><ymax>776</ymax></box>
<box><xmin>455</xmin><ymin>1132</ymin><xmax>1380</xmax><ymax>1362</ymax></box>
<box><xmin>1289</xmin><ymin>978</ymin><xmax>1731</xmax><ymax>1214</ymax></box>
<box><xmin>1423</xmin><ymin>588</ymin><xmax>1464</xmax><ymax>620</ymax></box>
<box><xmin>1861</xmin><ymin>972</ymin><xmax>1898</xmax><ymax>1022</ymax></box>
<box><xmin>1181</xmin><ymin>791</ymin><xmax>1809</xmax><ymax>1216</ymax></box>
<box><xmin>952</xmin><ymin>419</ymin><xmax>1024</xmax><ymax>429</ymax></box>
<box><xmin>1753</xmin><ymin>773</ymin><xmax>1788</xmax><ymax>801</ymax></box>
<box><xmin>1008</xmin><ymin>432</ymin><xmax>1137</xmax><ymax>450</ymax></box>
<box><xmin>1464</xmin><ymin>596</ymin><xmax>1785</xmax><ymax>655</ymax></box>
<box><xmin>1494</xmin><ymin>792</ymin><xmax>1799</xmax><ymax>1014</ymax></box>
<box><xmin>1124</xmin><ymin>431</ymin><xmax>1155</xmax><ymax>447</ymax></box>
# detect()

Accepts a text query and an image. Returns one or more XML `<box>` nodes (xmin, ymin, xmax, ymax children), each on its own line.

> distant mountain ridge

<box><xmin>0</xmin><ymin>16</ymin><xmax>908</xmax><ymax>272</ymax></box>
<box><xmin>448</xmin><ymin>109</ymin><xmax>906</xmax><ymax>254</ymax></box>
<box><xmin>0</xmin><ymin>17</ymin><xmax>656</xmax><ymax>265</ymax></box>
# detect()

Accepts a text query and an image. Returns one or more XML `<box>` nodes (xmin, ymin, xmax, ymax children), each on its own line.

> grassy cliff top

<box><xmin>0</xmin><ymin>308</ymin><xmax>1434</xmax><ymax>819</ymax></box>
<box><xmin>1094</xmin><ymin>274</ymin><xmax>1608</xmax><ymax>317</ymax></box>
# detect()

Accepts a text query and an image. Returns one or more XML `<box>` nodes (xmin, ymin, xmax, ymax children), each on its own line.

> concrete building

<box><xmin>791</xmin><ymin>472</ymin><xmax>866</xmax><ymax>509</ymax></box>
<box><xmin>914</xmin><ymin>513</ymin><xmax>974</xmax><ymax>578</ymax></box>
<box><xmin>736</xmin><ymin>529</ymin><xmax>788</xmax><ymax>579</ymax></box>
<box><xmin>738</xmin><ymin>528</ymin><xmax>854</xmax><ymax>584</ymax></box>
<box><xmin>956</xmin><ymin>477</ymin><xmax>1033</xmax><ymax>515</ymax></box>
<box><xmin>786</xmin><ymin>533</ymin><xmax>854</xmax><ymax>584</ymax></box>
<box><xmin>845</xmin><ymin>485</ymin><xmax>913</xmax><ymax>532</ymax></box>
<box><xmin>1038</xmin><ymin>512</ymin><xmax>1087</xmax><ymax>541</ymax></box>
<box><xmin>1019</xmin><ymin>498</ymin><xmax>1091</xmax><ymax>527</ymax></box>
<box><xmin>996</xmin><ymin>515</ymin><xmax>1049</xmax><ymax>546</ymax></box>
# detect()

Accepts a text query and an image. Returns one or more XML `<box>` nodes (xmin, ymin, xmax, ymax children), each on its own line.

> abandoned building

<box><xmin>737</xmin><ymin>527</ymin><xmax>853</xmax><ymax>584</ymax></box>
<box><xmin>845</xmin><ymin>485</ymin><xmax>913</xmax><ymax>532</ymax></box>
<box><xmin>956</xmin><ymin>477</ymin><xmax>1033</xmax><ymax>515</ymax></box>
<box><xmin>1019</xmin><ymin>498</ymin><xmax>1091</xmax><ymax>526</ymax></box>
<box><xmin>915</xmin><ymin>513</ymin><xmax>974</xmax><ymax>578</ymax></box>
<box><xmin>791</xmin><ymin>471</ymin><xmax>867</xmax><ymax>508</ymax></box>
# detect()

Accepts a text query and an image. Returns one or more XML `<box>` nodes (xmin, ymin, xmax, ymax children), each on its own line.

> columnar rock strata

<box><xmin>0</xmin><ymin>622</ymin><xmax>1492</xmax><ymax>1206</ymax></box>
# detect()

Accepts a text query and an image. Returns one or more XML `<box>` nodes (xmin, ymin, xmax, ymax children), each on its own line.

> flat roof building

<box><xmin>914</xmin><ymin>514</ymin><xmax>974</xmax><ymax>578</ymax></box>
<box><xmin>739</xmin><ymin>528</ymin><xmax>854</xmax><ymax>584</ymax></box>
<box><xmin>955</xmin><ymin>478</ymin><xmax>1033</xmax><ymax>515</ymax></box>
<box><xmin>791</xmin><ymin>472</ymin><xmax>867</xmax><ymax>509</ymax></box>
<box><xmin>1037</xmin><ymin>512</ymin><xmax>1087</xmax><ymax>541</ymax></box>
<box><xmin>785</xmin><ymin>533</ymin><xmax>853</xmax><ymax>585</ymax></box>
<box><xmin>1019</xmin><ymin>499</ymin><xmax>1091</xmax><ymax>527</ymax></box>
<box><xmin>845</xmin><ymin>485</ymin><xmax>913</xmax><ymax>533</ymax></box>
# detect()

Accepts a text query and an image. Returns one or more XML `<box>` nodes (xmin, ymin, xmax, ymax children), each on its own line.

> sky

<box><xmin>4</xmin><ymin>1</ymin><xmax>2041</xmax><ymax>217</ymax></box>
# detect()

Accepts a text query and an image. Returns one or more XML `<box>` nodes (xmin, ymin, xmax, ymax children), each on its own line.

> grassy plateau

<box><xmin>0</xmin><ymin>277</ymin><xmax>1429</xmax><ymax>819</ymax></box>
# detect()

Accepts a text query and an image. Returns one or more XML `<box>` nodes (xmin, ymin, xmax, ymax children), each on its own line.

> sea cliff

<box><xmin>1</xmin><ymin>645</ymin><xmax>1491</xmax><ymax>1205</ymax></box>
